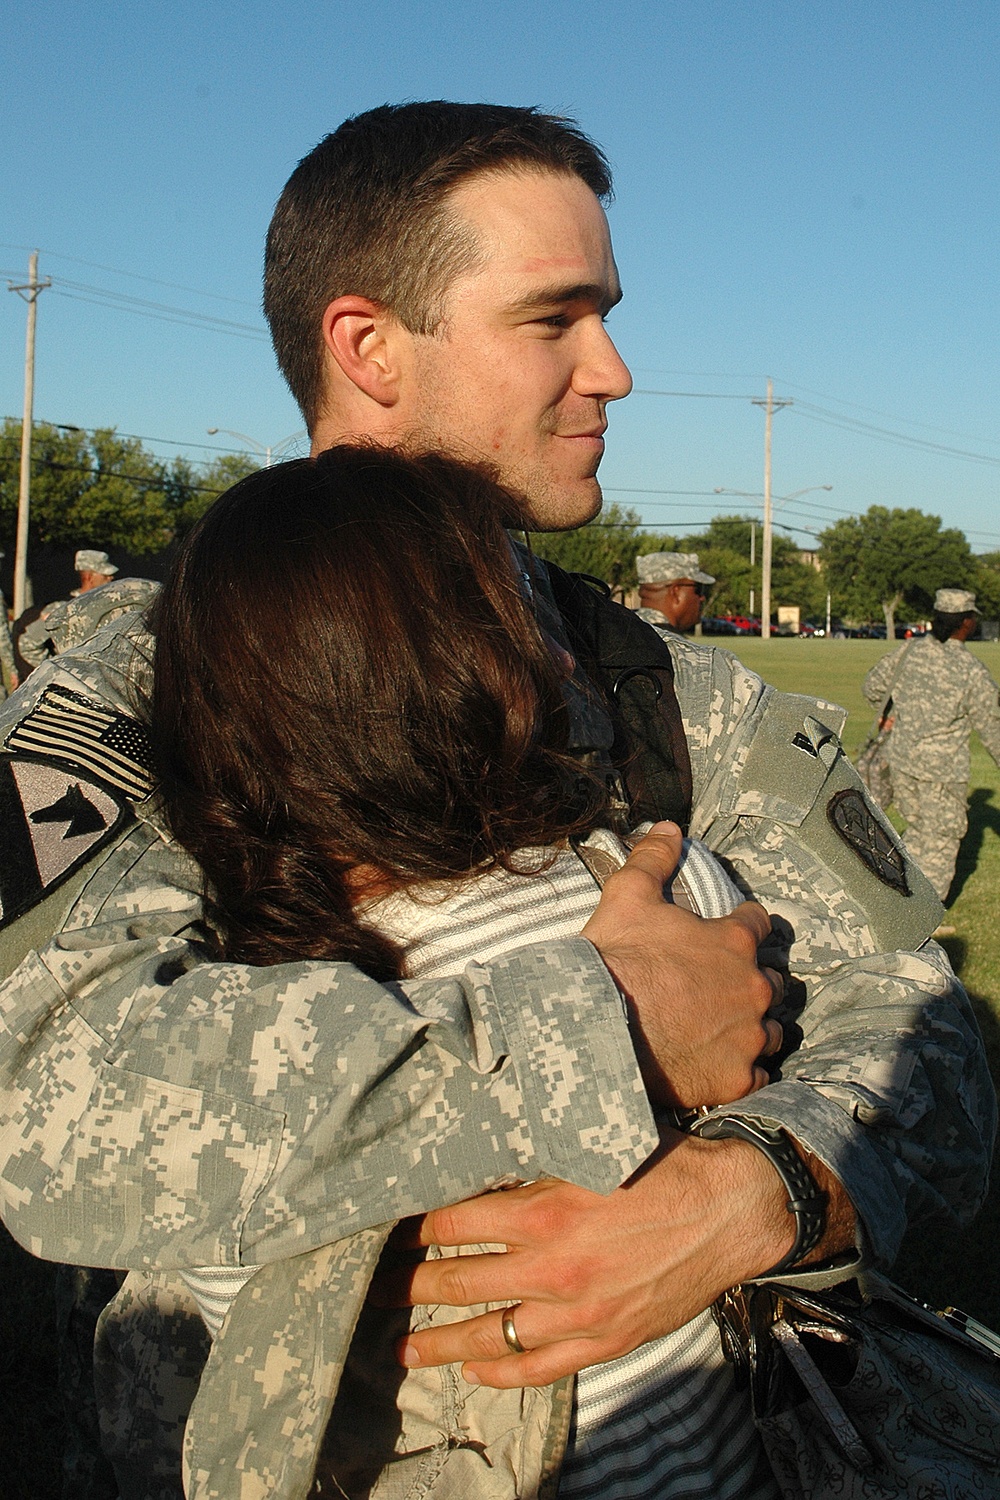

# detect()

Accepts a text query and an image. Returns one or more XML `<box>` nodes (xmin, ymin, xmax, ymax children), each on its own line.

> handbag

<box><xmin>712</xmin><ymin>1269</ymin><xmax>1000</xmax><ymax>1499</ymax></box>
<box><xmin>856</xmin><ymin>726</ymin><xmax>894</xmax><ymax>810</ymax></box>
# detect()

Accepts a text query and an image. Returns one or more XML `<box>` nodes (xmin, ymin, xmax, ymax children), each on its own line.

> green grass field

<box><xmin>2</xmin><ymin>638</ymin><xmax>999</xmax><ymax>1497</ymax></box>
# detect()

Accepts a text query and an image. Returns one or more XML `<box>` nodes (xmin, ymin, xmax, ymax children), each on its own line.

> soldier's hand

<box><xmin>580</xmin><ymin>822</ymin><xmax>782</xmax><ymax>1108</ymax></box>
<box><xmin>373</xmin><ymin>1131</ymin><xmax>794</xmax><ymax>1387</ymax></box>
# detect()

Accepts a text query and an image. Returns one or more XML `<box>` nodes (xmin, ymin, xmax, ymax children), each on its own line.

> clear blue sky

<box><xmin>2</xmin><ymin>0</ymin><xmax>998</xmax><ymax>552</ymax></box>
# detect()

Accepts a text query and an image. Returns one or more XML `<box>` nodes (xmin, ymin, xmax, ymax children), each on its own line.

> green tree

<box><xmin>530</xmin><ymin>504</ymin><xmax>652</xmax><ymax>591</ymax></box>
<box><xmin>165</xmin><ymin>453</ymin><xmax>260</xmax><ymax>537</ymax></box>
<box><xmin>674</xmin><ymin>515</ymin><xmax>826</xmax><ymax>620</ymax></box>
<box><xmin>0</xmin><ymin>420</ymin><xmax>260</xmax><ymax>559</ymax></box>
<box><xmin>819</xmin><ymin>506</ymin><xmax>972</xmax><ymax>639</ymax></box>
<box><xmin>0</xmin><ymin>421</ymin><xmax>93</xmax><ymax>542</ymax></box>
<box><xmin>972</xmin><ymin>552</ymin><xmax>1000</xmax><ymax>621</ymax></box>
<box><xmin>0</xmin><ymin>420</ymin><xmax>171</xmax><ymax>553</ymax></box>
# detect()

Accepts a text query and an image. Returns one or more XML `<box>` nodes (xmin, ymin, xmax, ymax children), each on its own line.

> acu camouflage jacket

<box><xmin>0</xmin><ymin>577</ymin><xmax>994</xmax><ymax>1498</ymax></box>
<box><xmin>864</xmin><ymin>634</ymin><xmax>1000</xmax><ymax>784</ymax></box>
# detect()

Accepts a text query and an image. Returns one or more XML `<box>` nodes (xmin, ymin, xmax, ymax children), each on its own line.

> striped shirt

<box><xmin>181</xmin><ymin>834</ymin><xmax>778</xmax><ymax>1499</ymax></box>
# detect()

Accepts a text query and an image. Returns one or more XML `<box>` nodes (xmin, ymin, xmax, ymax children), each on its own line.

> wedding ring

<box><xmin>501</xmin><ymin>1306</ymin><xmax>527</xmax><ymax>1354</ymax></box>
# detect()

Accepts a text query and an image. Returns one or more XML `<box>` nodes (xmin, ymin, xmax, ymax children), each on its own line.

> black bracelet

<box><xmin>690</xmin><ymin>1115</ymin><xmax>827</xmax><ymax>1277</ymax></box>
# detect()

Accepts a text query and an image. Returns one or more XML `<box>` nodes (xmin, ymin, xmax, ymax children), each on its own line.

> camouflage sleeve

<box><xmin>671</xmin><ymin>638</ymin><xmax>996</xmax><ymax>1266</ymax></box>
<box><xmin>17</xmin><ymin>611</ymin><xmax>57</xmax><ymax>668</ymax></box>
<box><xmin>862</xmin><ymin>644</ymin><xmax>904</xmax><ymax>708</ymax></box>
<box><xmin>966</xmin><ymin>656</ymin><xmax>1000</xmax><ymax>765</ymax></box>
<box><xmin>0</xmin><ymin>598</ymin><xmax>16</xmax><ymax>688</ymax></box>
<box><xmin>0</xmin><ymin>810</ymin><xmax>656</xmax><ymax>1273</ymax></box>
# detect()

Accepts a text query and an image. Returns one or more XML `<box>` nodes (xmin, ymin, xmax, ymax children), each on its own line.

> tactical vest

<box><xmin>546</xmin><ymin>564</ymin><xmax>693</xmax><ymax>830</ymax></box>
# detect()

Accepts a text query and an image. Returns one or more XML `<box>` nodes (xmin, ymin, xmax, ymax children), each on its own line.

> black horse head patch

<box><xmin>0</xmin><ymin>755</ymin><xmax>132</xmax><ymax>930</ymax></box>
<box><xmin>827</xmin><ymin>787</ymin><xmax>911</xmax><ymax>895</ymax></box>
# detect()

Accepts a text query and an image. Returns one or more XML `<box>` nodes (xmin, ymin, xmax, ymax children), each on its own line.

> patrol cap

<box><xmin>636</xmin><ymin>551</ymin><xmax>715</xmax><ymax>587</ymax></box>
<box><xmin>934</xmin><ymin>587</ymin><xmax>979</xmax><ymax>614</ymax></box>
<box><xmin>74</xmin><ymin>549</ymin><xmax>118</xmax><ymax>576</ymax></box>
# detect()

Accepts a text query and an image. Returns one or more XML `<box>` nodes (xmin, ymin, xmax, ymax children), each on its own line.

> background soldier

<box><xmin>634</xmin><ymin>550</ymin><xmax>715</xmax><ymax>633</ymax></box>
<box><xmin>863</xmin><ymin>586</ymin><xmax>1000</xmax><ymax>901</ymax></box>
<box><xmin>0</xmin><ymin>554</ymin><xmax>18</xmax><ymax>699</ymax></box>
<box><xmin>18</xmin><ymin>549</ymin><xmax>121</xmax><ymax>671</ymax></box>
<box><xmin>18</xmin><ymin>569</ymin><xmax>158</xmax><ymax>676</ymax></box>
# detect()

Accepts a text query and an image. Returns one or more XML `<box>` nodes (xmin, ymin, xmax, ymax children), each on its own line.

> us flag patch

<box><xmin>0</xmin><ymin>755</ymin><xmax>133</xmax><ymax>929</ymax></box>
<box><xmin>4</xmin><ymin>685</ymin><xmax>156</xmax><ymax>801</ymax></box>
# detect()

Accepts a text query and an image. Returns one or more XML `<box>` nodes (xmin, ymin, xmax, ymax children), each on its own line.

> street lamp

<box><xmin>206</xmin><ymin>427</ymin><xmax>307</xmax><ymax>468</ymax></box>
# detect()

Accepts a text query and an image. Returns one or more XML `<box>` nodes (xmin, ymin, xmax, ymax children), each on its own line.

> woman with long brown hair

<box><xmin>150</xmin><ymin>445</ymin><xmax>775</xmax><ymax>1500</ymax></box>
<box><xmin>152</xmin><ymin>444</ymin><xmax>612</xmax><ymax>980</ymax></box>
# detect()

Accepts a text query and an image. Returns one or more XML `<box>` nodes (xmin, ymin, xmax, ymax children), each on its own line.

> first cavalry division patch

<box><xmin>0</xmin><ymin>686</ymin><xmax>156</xmax><ymax>931</ymax></box>
<box><xmin>827</xmin><ymin>786</ymin><xmax>911</xmax><ymax>896</ymax></box>
<box><xmin>0</xmin><ymin>757</ymin><xmax>133</xmax><ymax>929</ymax></box>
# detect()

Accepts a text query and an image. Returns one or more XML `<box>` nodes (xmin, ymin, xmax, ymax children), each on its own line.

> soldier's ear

<box><xmin>321</xmin><ymin>297</ymin><xmax>404</xmax><ymax>408</ymax></box>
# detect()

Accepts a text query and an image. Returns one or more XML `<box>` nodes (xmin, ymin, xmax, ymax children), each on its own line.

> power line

<box><xmin>790</xmin><ymin>401</ymin><xmax>1000</xmax><ymax>467</ymax></box>
<box><xmin>0</xmin><ymin>243</ymin><xmax>257</xmax><ymax>308</ymax></box>
<box><xmin>622</xmin><ymin>383</ymin><xmax>1000</xmax><ymax>467</ymax></box>
<box><xmin>46</xmin><ymin>281</ymin><xmax>268</xmax><ymax>341</ymax></box>
<box><xmin>1</xmin><ymin>417</ymin><xmax>278</xmax><ymax>459</ymax></box>
<box><xmin>773</xmin><ymin>376</ymin><xmax>1000</xmax><ymax>450</ymax></box>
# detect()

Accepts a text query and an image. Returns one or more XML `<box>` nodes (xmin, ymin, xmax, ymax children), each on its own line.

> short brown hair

<box><xmin>263</xmin><ymin>102</ymin><xmax>613</xmax><ymax>431</ymax></box>
<box><xmin>151</xmin><ymin>446</ymin><xmax>608</xmax><ymax>977</ymax></box>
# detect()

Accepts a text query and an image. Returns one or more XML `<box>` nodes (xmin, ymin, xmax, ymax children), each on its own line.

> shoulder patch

<box><xmin>827</xmin><ymin>787</ymin><xmax>911</xmax><ymax>895</ymax></box>
<box><xmin>3</xmin><ymin>685</ymin><xmax>155</xmax><ymax>800</ymax></box>
<box><xmin>0</xmin><ymin>754</ymin><xmax>133</xmax><ymax>930</ymax></box>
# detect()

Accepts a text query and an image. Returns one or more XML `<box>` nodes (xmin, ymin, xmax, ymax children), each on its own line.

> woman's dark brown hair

<box><xmin>152</xmin><ymin>445</ymin><xmax>608</xmax><ymax>978</ymax></box>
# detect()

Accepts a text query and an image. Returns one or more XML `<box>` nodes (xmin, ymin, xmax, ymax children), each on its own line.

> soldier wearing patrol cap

<box><xmin>18</xmin><ymin>549</ymin><xmax>121</xmax><ymax>671</ymax></box>
<box><xmin>864</xmin><ymin>586</ymin><xmax>1000</xmax><ymax>902</ymax></box>
<box><xmin>635</xmin><ymin>551</ymin><xmax>715</xmax><ymax>633</ymax></box>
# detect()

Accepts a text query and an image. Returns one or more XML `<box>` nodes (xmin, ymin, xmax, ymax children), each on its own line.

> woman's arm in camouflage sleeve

<box><xmin>0</xmin><ymin>626</ymin><xmax>662</xmax><ymax>1271</ymax></box>
<box><xmin>0</xmin><ymin>818</ymin><xmax>658</xmax><ymax>1271</ymax></box>
<box><xmin>672</xmin><ymin>637</ymin><xmax>996</xmax><ymax>1266</ymax></box>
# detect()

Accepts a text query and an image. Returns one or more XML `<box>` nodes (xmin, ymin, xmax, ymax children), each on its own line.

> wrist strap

<box><xmin>691</xmin><ymin>1115</ymin><xmax>827</xmax><ymax>1276</ymax></box>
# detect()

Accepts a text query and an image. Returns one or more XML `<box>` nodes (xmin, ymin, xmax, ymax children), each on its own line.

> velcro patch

<box><xmin>4</xmin><ymin>685</ymin><xmax>155</xmax><ymax>800</ymax></box>
<box><xmin>0</xmin><ymin>755</ymin><xmax>133</xmax><ymax>929</ymax></box>
<box><xmin>827</xmin><ymin>787</ymin><xmax>911</xmax><ymax>895</ymax></box>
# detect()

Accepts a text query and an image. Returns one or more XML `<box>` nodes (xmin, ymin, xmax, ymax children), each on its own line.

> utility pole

<box><xmin>752</xmin><ymin>379</ymin><xmax>791</xmax><ymax>639</ymax></box>
<box><xmin>8</xmin><ymin>252</ymin><xmax>51</xmax><ymax>617</ymax></box>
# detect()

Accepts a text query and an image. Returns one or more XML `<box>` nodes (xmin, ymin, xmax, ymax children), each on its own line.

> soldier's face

<box><xmin>404</xmin><ymin>169</ymin><xmax>632</xmax><ymax>531</ymax></box>
<box><xmin>667</xmin><ymin>581</ymin><xmax>706</xmax><ymax>632</ymax></box>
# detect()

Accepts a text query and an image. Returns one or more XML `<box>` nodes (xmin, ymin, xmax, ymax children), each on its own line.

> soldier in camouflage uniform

<box><xmin>18</xmin><ymin>568</ymin><xmax>159</xmax><ymax>672</ymax></box>
<box><xmin>863</xmin><ymin>587</ymin><xmax>1000</xmax><ymax>900</ymax></box>
<box><xmin>634</xmin><ymin>551</ymin><xmax>715</xmax><ymax>634</ymax></box>
<box><xmin>0</xmin><ymin>580</ymin><xmax>17</xmax><ymax>697</ymax></box>
<box><xmin>16</xmin><ymin>569</ymin><xmax>161</xmax><ymax>1499</ymax></box>
<box><xmin>0</xmin><ymin>105</ymin><xmax>994</xmax><ymax>1500</ymax></box>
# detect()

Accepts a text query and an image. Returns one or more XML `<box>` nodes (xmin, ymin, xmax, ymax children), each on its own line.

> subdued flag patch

<box><xmin>3</xmin><ymin>685</ymin><xmax>155</xmax><ymax>800</ymax></box>
<box><xmin>0</xmin><ymin>755</ymin><xmax>132</xmax><ymax>928</ymax></box>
